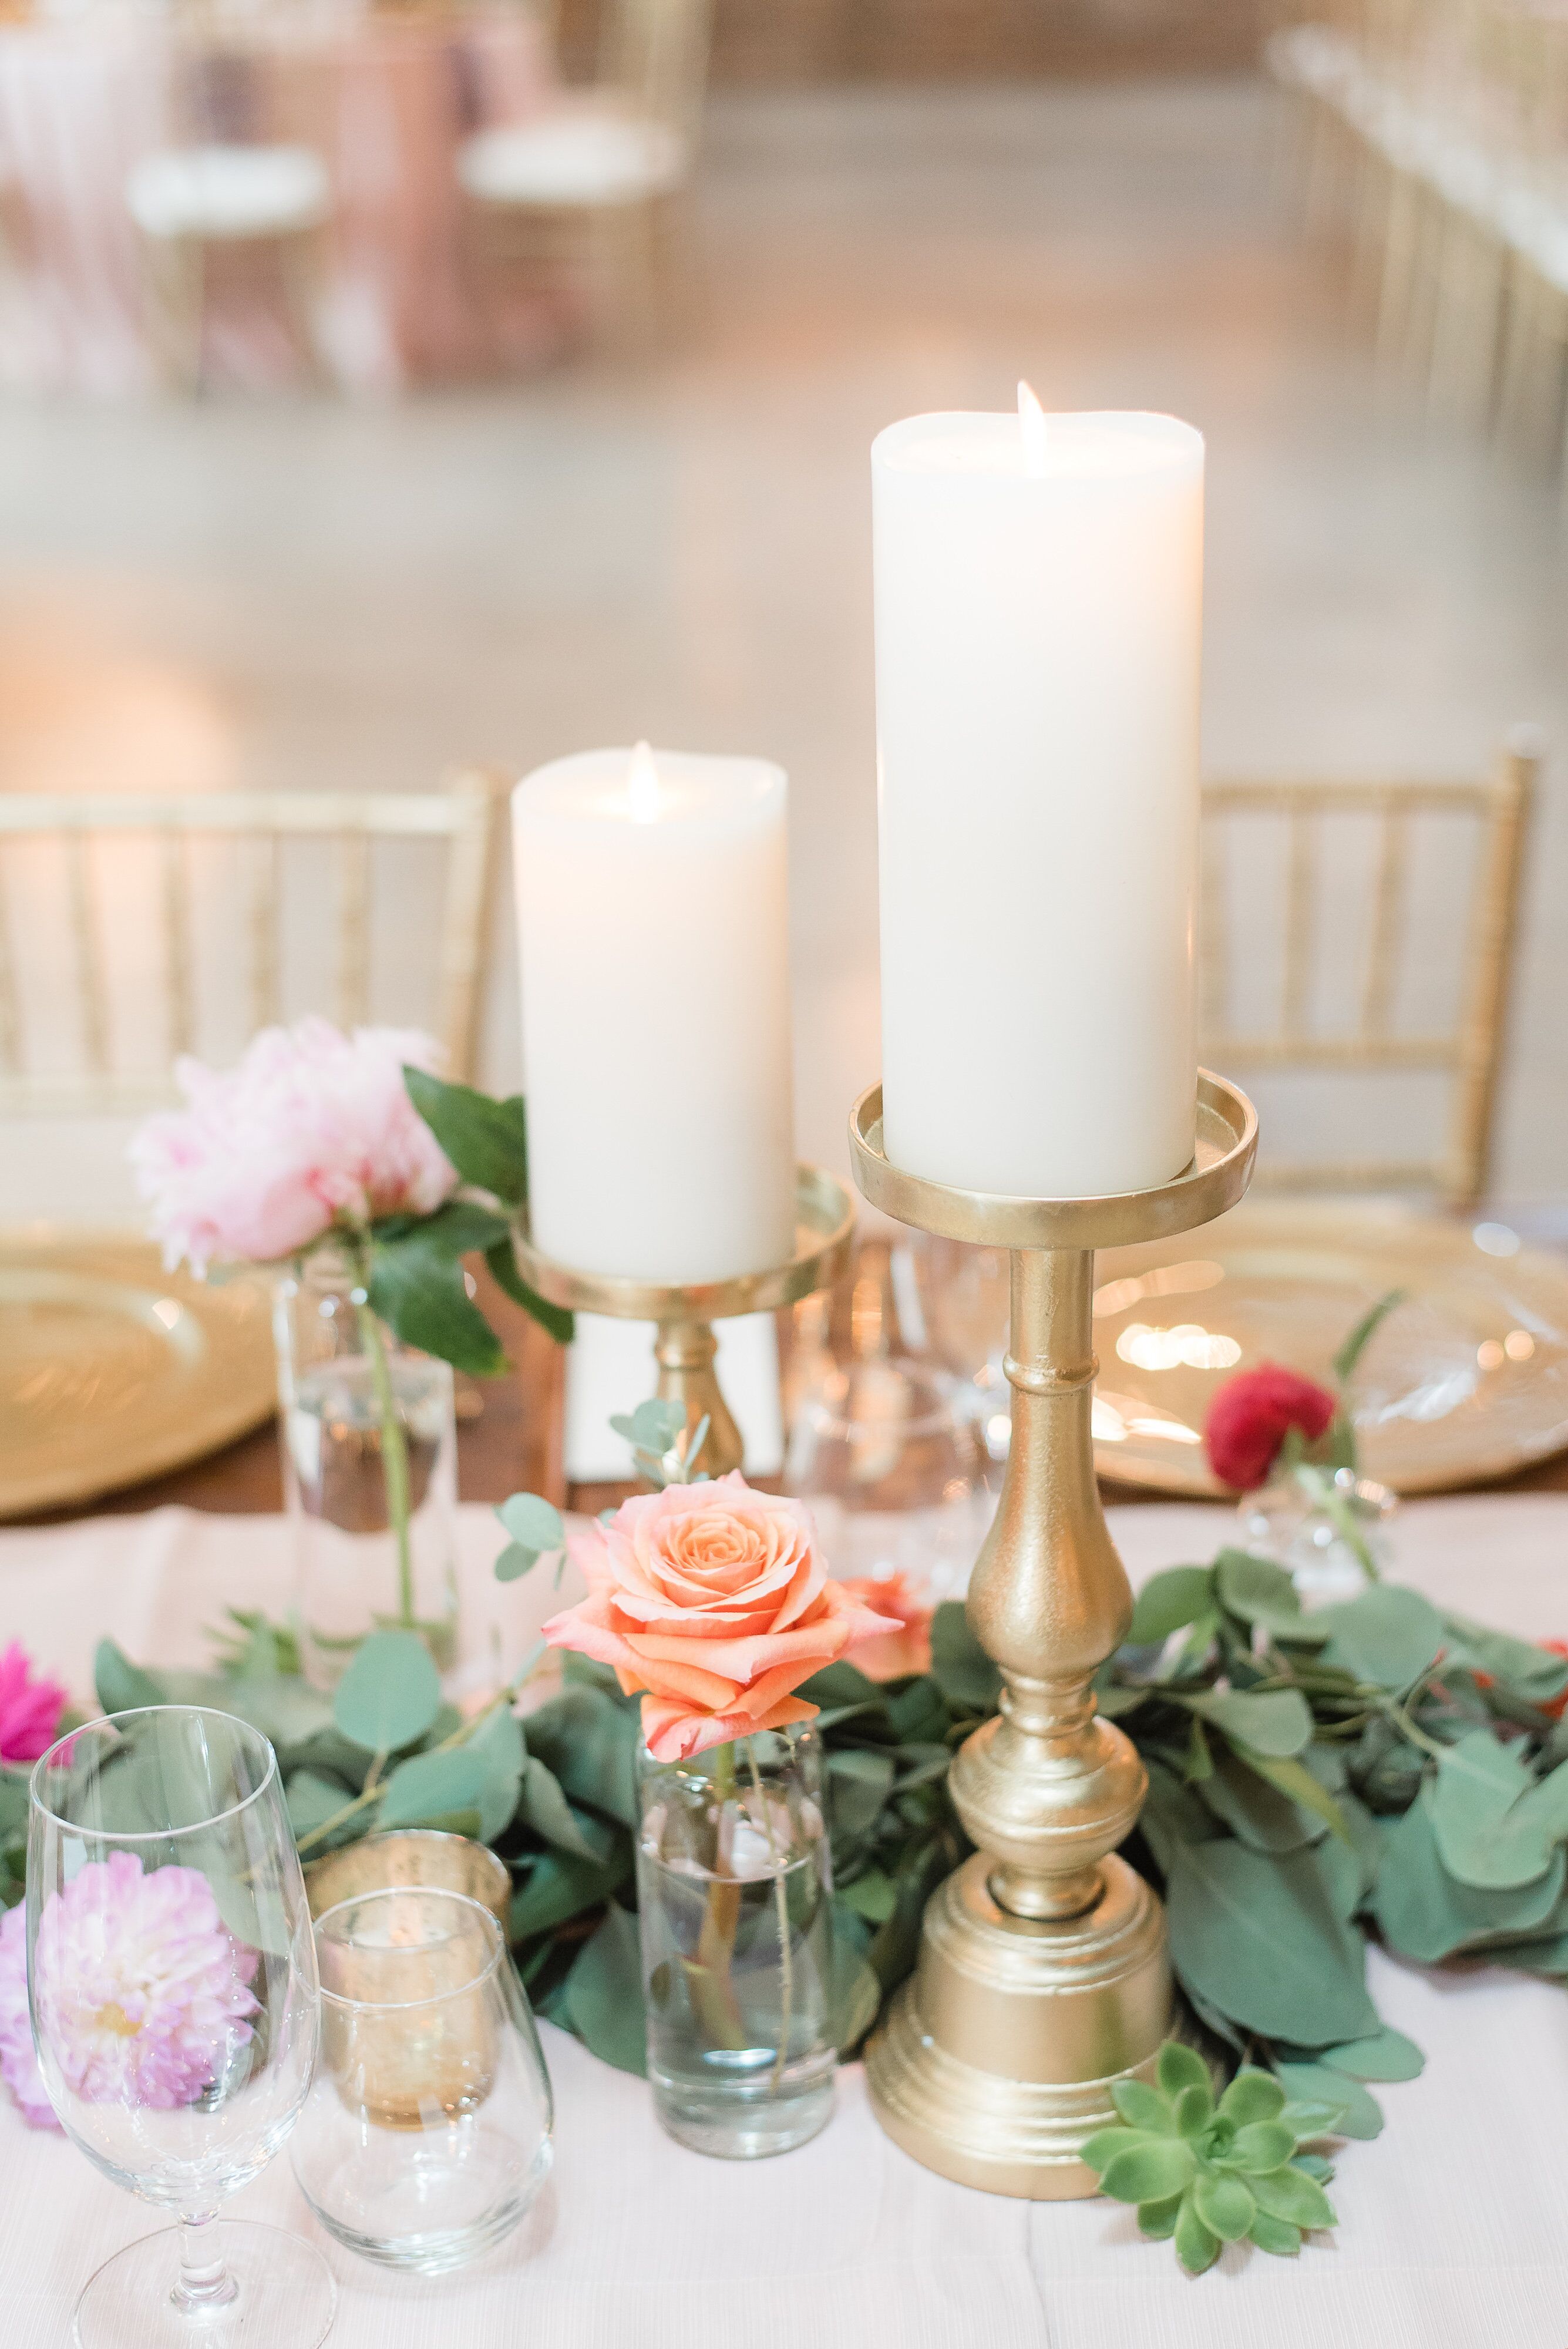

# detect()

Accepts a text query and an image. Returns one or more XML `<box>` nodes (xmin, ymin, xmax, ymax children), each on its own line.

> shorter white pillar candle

<box><xmin>513</xmin><ymin>745</ymin><xmax>797</xmax><ymax>1284</ymax></box>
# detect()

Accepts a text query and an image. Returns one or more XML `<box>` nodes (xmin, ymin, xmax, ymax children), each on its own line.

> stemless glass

<box><xmin>291</xmin><ymin>1887</ymin><xmax>553</xmax><ymax>2271</ymax></box>
<box><xmin>27</xmin><ymin>1706</ymin><xmax>334</xmax><ymax>2349</ymax></box>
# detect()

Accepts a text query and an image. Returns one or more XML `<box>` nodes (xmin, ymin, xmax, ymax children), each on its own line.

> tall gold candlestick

<box><xmin>847</xmin><ymin>1072</ymin><xmax>1257</xmax><ymax>2199</ymax></box>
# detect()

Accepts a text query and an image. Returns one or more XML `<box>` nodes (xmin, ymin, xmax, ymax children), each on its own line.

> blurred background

<box><xmin>0</xmin><ymin>0</ymin><xmax>1564</xmax><ymax>1224</ymax></box>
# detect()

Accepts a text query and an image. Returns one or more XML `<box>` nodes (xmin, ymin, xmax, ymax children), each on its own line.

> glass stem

<box><xmin>354</xmin><ymin>1245</ymin><xmax>416</xmax><ymax>1629</ymax></box>
<box><xmin>172</xmin><ymin>2215</ymin><xmax>237</xmax><ymax>2318</ymax></box>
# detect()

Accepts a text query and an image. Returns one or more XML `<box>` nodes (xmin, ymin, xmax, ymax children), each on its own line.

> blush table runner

<box><xmin>1</xmin><ymin>1495</ymin><xmax>1565</xmax><ymax>2349</ymax></box>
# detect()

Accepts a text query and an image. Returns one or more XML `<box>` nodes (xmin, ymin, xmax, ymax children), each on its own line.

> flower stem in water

<box><xmin>353</xmin><ymin>1247</ymin><xmax>416</xmax><ymax>1630</ymax></box>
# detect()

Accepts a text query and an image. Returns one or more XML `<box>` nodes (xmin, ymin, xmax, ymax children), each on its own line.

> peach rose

<box><xmin>543</xmin><ymin>1473</ymin><xmax>898</xmax><ymax>1762</ymax></box>
<box><xmin>839</xmin><ymin>1571</ymin><xmax>934</xmax><ymax>1682</ymax></box>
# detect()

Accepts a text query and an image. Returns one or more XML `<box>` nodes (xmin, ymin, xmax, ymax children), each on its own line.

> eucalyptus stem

<box><xmin>744</xmin><ymin>1735</ymin><xmax>793</xmax><ymax>2096</ymax></box>
<box><xmin>352</xmin><ymin>1239</ymin><xmax>416</xmax><ymax>1630</ymax></box>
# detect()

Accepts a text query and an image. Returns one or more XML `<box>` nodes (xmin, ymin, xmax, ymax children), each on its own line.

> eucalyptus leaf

<box><xmin>377</xmin><ymin>1745</ymin><xmax>492</xmax><ymax>1833</ymax></box>
<box><xmin>510</xmin><ymin>1847</ymin><xmax>627</xmax><ymax>1940</ymax></box>
<box><xmin>1166</xmin><ymin>1839</ymin><xmax>1378</xmax><ymax>2045</ymax></box>
<box><xmin>1273</xmin><ymin>2061</ymin><xmax>1384</xmax><ymax>2139</ymax></box>
<box><xmin>517</xmin><ymin>1755</ymin><xmax>601</xmax><ymax>1859</ymax></box>
<box><xmin>523</xmin><ymin>1687</ymin><xmax>641</xmax><ymax>1830</ymax></box>
<box><xmin>1425</xmin><ymin>1729</ymin><xmax>1560</xmax><ymax>1889</ymax></box>
<box><xmin>494</xmin><ymin>1543</ymin><xmax>540</xmax><ymax>1584</ymax></box>
<box><xmin>1127</xmin><ymin>1567</ymin><xmax>1214</xmax><ymax>1645</ymax></box>
<box><xmin>1372</xmin><ymin>1792</ymin><xmax>1567</xmax><ymax>1961</ymax></box>
<box><xmin>1441</xmin><ymin>1613</ymin><xmax>1568</xmax><ymax>1707</ymax></box>
<box><xmin>928</xmin><ymin>1604</ymin><xmax>1001</xmax><ymax>1714</ymax></box>
<box><xmin>1213</xmin><ymin>1550</ymin><xmax>1325</xmax><ymax>1643</ymax></box>
<box><xmin>1317</xmin><ymin>1586</ymin><xmax>1445</xmax><ymax>1690</ymax></box>
<box><xmin>93</xmin><ymin>1639</ymin><xmax>164</xmax><ymax>1717</ymax></box>
<box><xmin>565</xmin><ymin>1901</ymin><xmax>647</xmax><ymax>2076</ymax></box>
<box><xmin>827</xmin><ymin>1749</ymin><xmax>897</xmax><ymax>1840</ymax></box>
<box><xmin>1317</xmin><ymin>2027</ymin><xmax>1424</xmax><ymax>2084</ymax></box>
<box><xmin>496</xmin><ymin>1493</ymin><xmax>566</xmax><ymax>1554</ymax></box>
<box><xmin>332</xmin><ymin>1631</ymin><xmax>442</xmax><ymax>1755</ymax></box>
<box><xmin>285</xmin><ymin>1769</ymin><xmax>351</xmax><ymax>1839</ymax></box>
<box><xmin>1182</xmin><ymin>1687</ymin><xmax>1313</xmax><ymax>1759</ymax></box>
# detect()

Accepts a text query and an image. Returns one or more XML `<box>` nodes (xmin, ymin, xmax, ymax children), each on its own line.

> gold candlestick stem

<box><xmin>510</xmin><ymin>1166</ymin><xmax>854</xmax><ymax>1480</ymax></box>
<box><xmin>848</xmin><ymin>1073</ymin><xmax>1257</xmax><ymax>2199</ymax></box>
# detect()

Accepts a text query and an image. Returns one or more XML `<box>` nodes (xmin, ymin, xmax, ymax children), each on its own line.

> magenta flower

<box><xmin>129</xmin><ymin>1018</ymin><xmax>458</xmax><ymax>1275</ymax></box>
<box><xmin>31</xmin><ymin>1853</ymin><xmax>259</xmax><ymax>2111</ymax></box>
<box><xmin>0</xmin><ymin>1643</ymin><xmax>67</xmax><ymax>1764</ymax></box>
<box><xmin>0</xmin><ymin>1903</ymin><xmax>60</xmax><ymax>2130</ymax></box>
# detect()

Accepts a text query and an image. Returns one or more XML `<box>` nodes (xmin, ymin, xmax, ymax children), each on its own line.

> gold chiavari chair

<box><xmin>1199</xmin><ymin>732</ymin><xmax>1538</xmax><ymax>1206</ymax></box>
<box><xmin>0</xmin><ymin>772</ymin><xmax>504</xmax><ymax>1116</ymax></box>
<box><xmin>457</xmin><ymin>0</ymin><xmax>715</xmax><ymax>355</ymax></box>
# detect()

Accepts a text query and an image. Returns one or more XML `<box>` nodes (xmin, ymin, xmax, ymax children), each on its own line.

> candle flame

<box><xmin>627</xmin><ymin>739</ymin><xmax>661</xmax><ymax>824</ymax></box>
<box><xmin>1018</xmin><ymin>381</ymin><xmax>1048</xmax><ymax>477</ymax></box>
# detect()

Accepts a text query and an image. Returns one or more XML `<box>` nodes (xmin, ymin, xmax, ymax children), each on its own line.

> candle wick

<box><xmin>1018</xmin><ymin>381</ymin><xmax>1049</xmax><ymax>479</ymax></box>
<box><xmin>628</xmin><ymin>739</ymin><xmax>661</xmax><ymax>824</ymax></box>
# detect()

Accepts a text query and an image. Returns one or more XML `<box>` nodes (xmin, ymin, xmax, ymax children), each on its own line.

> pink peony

<box><xmin>0</xmin><ymin>1644</ymin><xmax>67</xmax><ymax>1764</ymax></box>
<box><xmin>0</xmin><ymin>1903</ymin><xmax>59</xmax><ymax>2130</ymax></box>
<box><xmin>31</xmin><ymin>1852</ymin><xmax>258</xmax><ymax>2111</ymax></box>
<box><xmin>839</xmin><ymin>1571</ymin><xmax>934</xmax><ymax>1682</ymax></box>
<box><xmin>130</xmin><ymin>1018</ymin><xmax>458</xmax><ymax>1274</ymax></box>
<box><xmin>544</xmin><ymin>1473</ymin><xmax>898</xmax><ymax>1763</ymax></box>
<box><xmin>1204</xmin><ymin>1363</ymin><xmax>1338</xmax><ymax>1490</ymax></box>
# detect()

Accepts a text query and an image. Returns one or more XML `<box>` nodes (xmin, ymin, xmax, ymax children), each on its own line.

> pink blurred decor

<box><xmin>0</xmin><ymin>4</ymin><xmax>561</xmax><ymax>393</ymax></box>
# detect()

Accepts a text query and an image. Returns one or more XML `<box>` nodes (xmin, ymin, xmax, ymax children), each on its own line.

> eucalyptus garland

<box><xmin>4</xmin><ymin>1537</ymin><xmax>1566</xmax><ymax>2206</ymax></box>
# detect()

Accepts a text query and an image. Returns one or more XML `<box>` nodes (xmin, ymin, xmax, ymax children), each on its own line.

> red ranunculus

<box><xmin>1203</xmin><ymin>1364</ymin><xmax>1338</xmax><ymax>1491</ymax></box>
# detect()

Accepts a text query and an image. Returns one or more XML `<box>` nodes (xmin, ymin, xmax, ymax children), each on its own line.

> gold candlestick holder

<box><xmin>511</xmin><ymin>1166</ymin><xmax>856</xmax><ymax>1479</ymax></box>
<box><xmin>847</xmin><ymin>1072</ymin><xmax>1257</xmax><ymax>2199</ymax></box>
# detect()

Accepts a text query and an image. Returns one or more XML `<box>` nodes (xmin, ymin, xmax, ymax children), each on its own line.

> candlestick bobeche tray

<box><xmin>847</xmin><ymin>1070</ymin><xmax>1257</xmax><ymax>2200</ymax></box>
<box><xmin>510</xmin><ymin>1165</ymin><xmax>855</xmax><ymax>1478</ymax></box>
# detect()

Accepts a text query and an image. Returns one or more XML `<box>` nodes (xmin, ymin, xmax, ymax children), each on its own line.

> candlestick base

<box><xmin>847</xmin><ymin>1073</ymin><xmax>1257</xmax><ymax>2200</ymax></box>
<box><xmin>510</xmin><ymin>1166</ymin><xmax>854</xmax><ymax>1479</ymax></box>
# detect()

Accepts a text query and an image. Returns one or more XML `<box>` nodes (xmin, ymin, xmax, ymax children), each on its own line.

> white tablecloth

<box><xmin>3</xmin><ymin>1495</ymin><xmax>1568</xmax><ymax>2348</ymax></box>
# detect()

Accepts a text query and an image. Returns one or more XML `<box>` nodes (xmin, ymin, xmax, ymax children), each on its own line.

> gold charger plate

<box><xmin>0</xmin><ymin>1231</ymin><xmax>275</xmax><ymax>1519</ymax></box>
<box><xmin>1089</xmin><ymin>1199</ymin><xmax>1568</xmax><ymax>1497</ymax></box>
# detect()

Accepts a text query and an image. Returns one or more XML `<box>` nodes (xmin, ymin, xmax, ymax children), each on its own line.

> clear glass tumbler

<box><xmin>275</xmin><ymin>1247</ymin><xmax>460</xmax><ymax>1682</ymax></box>
<box><xmin>291</xmin><ymin>1886</ymin><xmax>553</xmax><ymax>2273</ymax></box>
<box><xmin>27</xmin><ymin>1705</ymin><xmax>334</xmax><ymax>2349</ymax></box>
<box><xmin>637</xmin><ymin>1728</ymin><xmax>836</xmax><ymax>2160</ymax></box>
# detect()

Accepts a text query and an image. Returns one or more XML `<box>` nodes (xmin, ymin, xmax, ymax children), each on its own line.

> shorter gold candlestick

<box><xmin>847</xmin><ymin>1072</ymin><xmax>1257</xmax><ymax>2199</ymax></box>
<box><xmin>510</xmin><ymin>1166</ymin><xmax>854</xmax><ymax>1478</ymax></box>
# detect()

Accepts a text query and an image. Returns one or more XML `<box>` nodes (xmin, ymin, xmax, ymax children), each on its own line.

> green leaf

<box><xmin>1109</xmin><ymin>2079</ymin><xmax>1177</xmax><ymax>2134</ymax></box>
<box><xmin>1280</xmin><ymin>2099</ymin><xmax>1347</xmax><ymax>2138</ymax></box>
<box><xmin>1136</xmin><ymin>2192</ymin><xmax>1185</xmax><ymax>2241</ymax></box>
<box><xmin>564</xmin><ymin>1900</ymin><xmax>647</xmax><ymax>2075</ymax></box>
<box><xmin>496</xmin><ymin>1493</ymin><xmax>566</xmax><ymax>1554</ymax></box>
<box><xmin>1441</xmin><ymin>1613</ymin><xmax>1568</xmax><ymax>1707</ymax></box>
<box><xmin>1127</xmin><ymin>1567</ymin><xmax>1214</xmax><ymax>1645</ymax></box>
<box><xmin>494</xmin><ymin>1543</ymin><xmax>540</xmax><ymax>1584</ymax></box>
<box><xmin>1182</xmin><ymin>1688</ymin><xmax>1313</xmax><ymax>1759</ymax></box>
<box><xmin>367</xmin><ymin>1230</ymin><xmax>507</xmax><ymax>1377</ymax></box>
<box><xmin>1217</xmin><ymin>2069</ymin><xmax>1285</xmax><ymax>2127</ymax></box>
<box><xmin>1372</xmin><ymin>1793</ymin><xmax>1566</xmax><ymax>1961</ymax></box>
<box><xmin>523</xmin><ymin>1686</ymin><xmax>641</xmax><ymax>1829</ymax></box>
<box><xmin>403</xmin><ymin>1068</ymin><xmax>530</xmax><ymax>1206</ymax></box>
<box><xmin>332</xmin><ymin>1630</ymin><xmax>442</xmax><ymax>1755</ymax></box>
<box><xmin>484</xmin><ymin>1237</ymin><xmax>574</xmax><ymax>1346</ymax></box>
<box><xmin>377</xmin><ymin>1745</ymin><xmax>492</xmax><ymax>1833</ymax></box>
<box><xmin>1293</xmin><ymin>2152</ymin><xmax>1337</xmax><ymax>2182</ymax></box>
<box><xmin>1173</xmin><ymin>2081</ymin><xmax>1213</xmax><ymax>2136</ymax></box>
<box><xmin>1213</xmin><ymin>1549</ymin><xmax>1325</xmax><ymax>1643</ymax></box>
<box><xmin>1333</xmin><ymin>1287</ymin><xmax>1405</xmax><ymax>1384</ymax></box>
<box><xmin>517</xmin><ymin>1755</ymin><xmax>601</xmax><ymax>1859</ymax></box>
<box><xmin>1431</xmin><ymin>1733</ymin><xmax>1568</xmax><ymax>1890</ymax></box>
<box><xmin>1155</xmin><ymin>2041</ymin><xmax>1212</xmax><ymax>2101</ymax></box>
<box><xmin>839</xmin><ymin>1871</ymin><xmax>899</xmax><ymax>1924</ymax></box>
<box><xmin>1174</xmin><ymin>2193</ymin><xmax>1221</xmax><ymax>2275</ymax></box>
<box><xmin>1229</xmin><ymin>1748</ymin><xmax>1352</xmax><ymax>1846</ymax></box>
<box><xmin>1276</xmin><ymin>2061</ymin><xmax>1382</xmax><ymax>2140</ymax></box>
<box><xmin>94</xmin><ymin>1639</ymin><xmax>164</xmax><ymax>1717</ymax></box>
<box><xmin>1250</xmin><ymin>2162</ymin><xmax>1338</xmax><ymax>2229</ymax></box>
<box><xmin>1098</xmin><ymin>2138</ymin><xmax>1196</xmax><ymax>2204</ymax></box>
<box><xmin>1081</xmin><ymin>2126</ymin><xmax>1138</xmax><ymax>2177</ymax></box>
<box><xmin>466</xmin><ymin>1704</ymin><xmax>526</xmax><ymax>1840</ymax></box>
<box><xmin>1249</xmin><ymin>2212</ymin><xmax>1303</xmax><ymax>2256</ymax></box>
<box><xmin>1167</xmin><ymin>1840</ymin><xmax>1378</xmax><ymax>2045</ymax></box>
<box><xmin>1227</xmin><ymin>2119</ymin><xmax>1296</xmax><ymax>2173</ymax></box>
<box><xmin>285</xmin><ymin>1769</ymin><xmax>351</xmax><ymax>1839</ymax></box>
<box><xmin>1318</xmin><ymin>2026</ymin><xmax>1424</xmax><ymax>2083</ymax></box>
<box><xmin>928</xmin><ymin>1604</ymin><xmax>1002</xmax><ymax>1714</ymax></box>
<box><xmin>509</xmin><ymin>1847</ymin><xmax>626</xmax><ymax>1940</ymax></box>
<box><xmin>1194</xmin><ymin>2173</ymin><xmax>1255</xmax><ymax>2241</ymax></box>
<box><xmin>827</xmin><ymin>1749</ymin><xmax>897</xmax><ymax>1839</ymax></box>
<box><xmin>1318</xmin><ymin>1587</ymin><xmax>1444</xmax><ymax>1690</ymax></box>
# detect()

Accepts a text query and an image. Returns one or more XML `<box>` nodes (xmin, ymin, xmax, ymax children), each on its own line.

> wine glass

<box><xmin>27</xmin><ymin>1705</ymin><xmax>336</xmax><ymax>2349</ymax></box>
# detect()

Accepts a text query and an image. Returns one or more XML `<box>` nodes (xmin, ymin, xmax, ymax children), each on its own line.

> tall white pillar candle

<box><xmin>873</xmin><ymin>402</ymin><xmax>1204</xmax><ymax>1199</ymax></box>
<box><xmin>513</xmin><ymin>745</ymin><xmax>796</xmax><ymax>1283</ymax></box>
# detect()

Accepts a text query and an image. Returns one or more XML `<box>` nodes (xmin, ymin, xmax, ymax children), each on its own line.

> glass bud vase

<box><xmin>636</xmin><ymin>1727</ymin><xmax>836</xmax><ymax>2159</ymax></box>
<box><xmin>1237</xmin><ymin>1464</ymin><xmax>1397</xmax><ymax>1606</ymax></box>
<box><xmin>275</xmin><ymin>1248</ymin><xmax>459</xmax><ymax>1683</ymax></box>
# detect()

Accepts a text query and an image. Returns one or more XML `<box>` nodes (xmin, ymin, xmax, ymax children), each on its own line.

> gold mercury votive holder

<box><xmin>304</xmin><ymin>1828</ymin><xmax>513</xmax><ymax>1932</ymax></box>
<box><xmin>315</xmin><ymin>1884</ymin><xmax>506</xmax><ymax>2132</ymax></box>
<box><xmin>847</xmin><ymin>1071</ymin><xmax>1257</xmax><ymax>2199</ymax></box>
<box><xmin>509</xmin><ymin>1163</ymin><xmax>856</xmax><ymax>1478</ymax></box>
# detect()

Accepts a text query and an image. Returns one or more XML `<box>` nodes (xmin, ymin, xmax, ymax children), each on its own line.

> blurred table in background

<box><xmin>0</xmin><ymin>1</ymin><xmax>560</xmax><ymax>394</ymax></box>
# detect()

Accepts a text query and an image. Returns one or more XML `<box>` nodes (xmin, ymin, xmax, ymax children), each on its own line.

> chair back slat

<box><xmin>0</xmin><ymin>776</ymin><xmax>504</xmax><ymax>1115</ymax></box>
<box><xmin>1200</xmin><ymin>735</ymin><xmax>1539</xmax><ymax>1206</ymax></box>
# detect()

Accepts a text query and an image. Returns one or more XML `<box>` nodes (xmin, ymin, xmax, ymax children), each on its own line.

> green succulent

<box><xmin>1082</xmin><ymin>2042</ymin><xmax>1343</xmax><ymax>2275</ymax></box>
